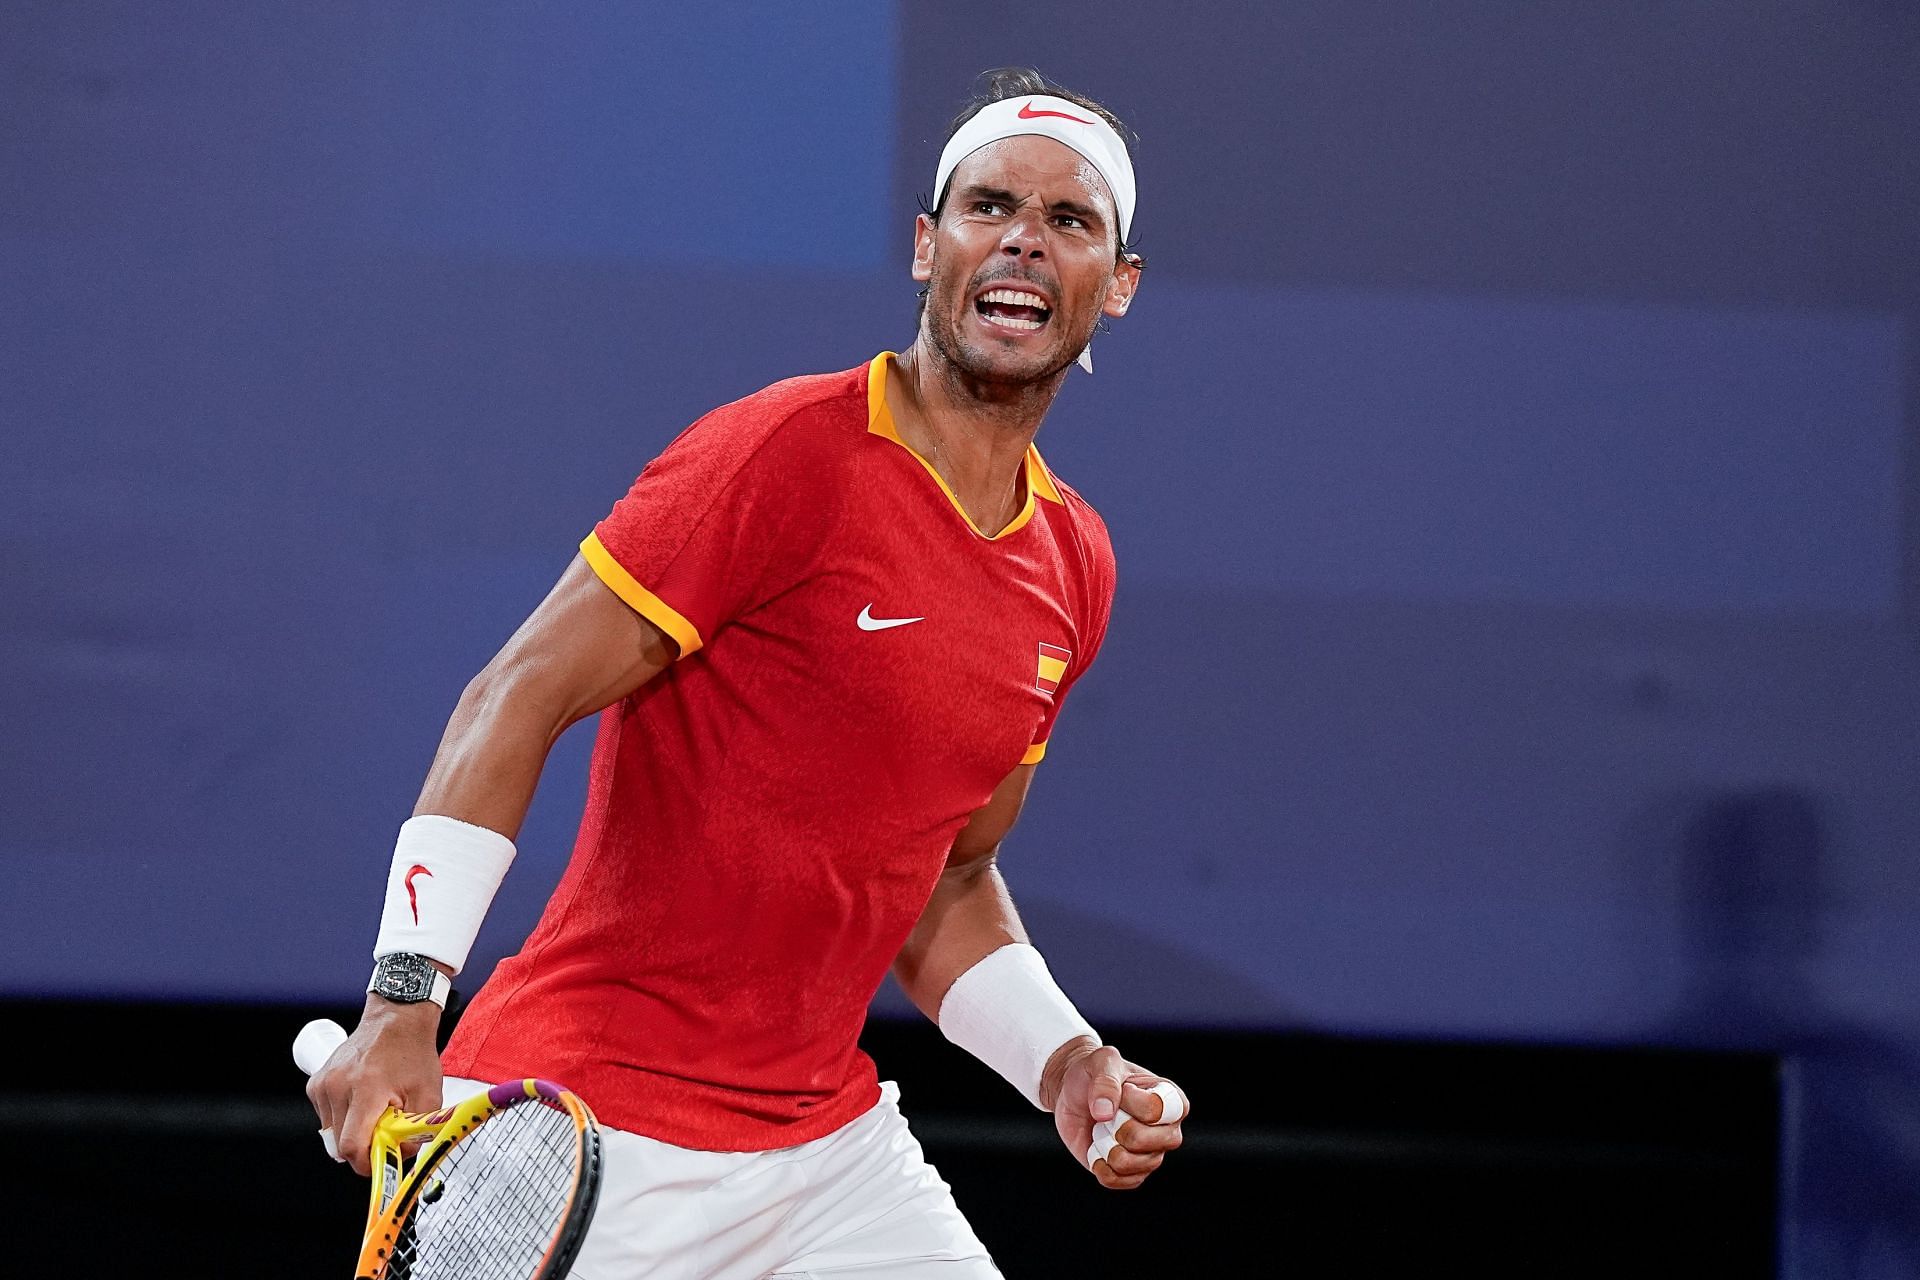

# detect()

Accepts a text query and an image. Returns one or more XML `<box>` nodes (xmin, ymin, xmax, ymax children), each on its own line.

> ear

<box><xmin>912</xmin><ymin>213</ymin><xmax>937</xmax><ymax>284</ymax></box>
<box><xmin>1100</xmin><ymin>256</ymin><xmax>1141</xmax><ymax>320</ymax></box>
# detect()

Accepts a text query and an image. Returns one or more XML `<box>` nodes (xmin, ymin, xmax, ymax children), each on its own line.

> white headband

<box><xmin>934</xmin><ymin>95</ymin><xmax>1136</xmax><ymax>243</ymax></box>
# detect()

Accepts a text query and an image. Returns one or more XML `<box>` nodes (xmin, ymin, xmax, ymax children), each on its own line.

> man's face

<box><xmin>913</xmin><ymin>135</ymin><xmax>1140</xmax><ymax>385</ymax></box>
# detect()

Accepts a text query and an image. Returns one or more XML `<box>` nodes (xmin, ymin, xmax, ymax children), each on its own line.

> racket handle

<box><xmin>294</xmin><ymin>1018</ymin><xmax>349</xmax><ymax>1076</ymax></box>
<box><xmin>293</xmin><ymin>1019</ymin><xmax>350</xmax><ymax>1162</ymax></box>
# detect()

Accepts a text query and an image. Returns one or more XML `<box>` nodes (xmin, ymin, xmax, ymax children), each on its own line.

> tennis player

<box><xmin>307</xmin><ymin>67</ymin><xmax>1188</xmax><ymax>1278</ymax></box>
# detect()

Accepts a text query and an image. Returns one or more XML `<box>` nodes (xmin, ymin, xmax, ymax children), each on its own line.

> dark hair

<box><xmin>922</xmin><ymin>66</ymin><xmax>1144</xmax><ymax>266</ymax></box>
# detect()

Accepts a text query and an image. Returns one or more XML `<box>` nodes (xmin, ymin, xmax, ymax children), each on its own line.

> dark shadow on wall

<box><xmin>1012</xmin><ymin>896</ymin><xmax>1296</xmax><ymax>1031</ymax></box>
<box><xmin>869</xmin><ymin>896</ymin><xmax>1293</xmax><ymax>1032</ymax></box>
<box><xmin>1634</xmin><ymin>786</ymin><xmax>1920</xmax><ymax>1278</ymax></box>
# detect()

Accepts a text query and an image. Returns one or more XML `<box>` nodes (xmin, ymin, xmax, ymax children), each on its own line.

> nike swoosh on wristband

<box><xmin>857</xmin><ymin>605</ymin><xmax>924</xmax><ymax>631</ymax></box>
<box><xmin>404</xmin><ymin>863</ymin><xmax>433</xmax><ymax>925</ymax></box>
<box><xmin>1018</xmin><ymin>101</ymin><xmax>1095</xmax><ymax>125</ymax></box>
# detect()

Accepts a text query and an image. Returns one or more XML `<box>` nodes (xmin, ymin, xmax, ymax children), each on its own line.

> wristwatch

<box><xmin>368</xmin><ymin>952</ymin><xmax>453</xmax><ymax>1008</ymax></box>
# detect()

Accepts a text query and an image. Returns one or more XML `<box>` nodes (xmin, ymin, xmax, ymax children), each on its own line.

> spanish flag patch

<box><xmin>1036</xmin><ymin>643</ymin><xmax>1071</xmax><ymax>696</ymax></box>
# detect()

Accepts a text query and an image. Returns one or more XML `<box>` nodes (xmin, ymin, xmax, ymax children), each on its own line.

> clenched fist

<box><xmin>1042</xmin><ymin>1038</ymin><xmax>1189</xmax><ymax>1190</ymax></box>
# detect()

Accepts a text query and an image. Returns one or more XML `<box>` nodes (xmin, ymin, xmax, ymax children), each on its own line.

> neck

<box><xmin>888</xmin><ymin>337</ymin><xmax>1066</xmax><ymax>533</ymax></box>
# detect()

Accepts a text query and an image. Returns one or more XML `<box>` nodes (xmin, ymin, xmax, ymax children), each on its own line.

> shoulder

<box><xmin>668</xmin><ymin>364</ymin><xmax>868</xmax><ymax>468</ymax></box>
<box><xmin>1050</xmin><ymin>477</ymin><xmax>1112</xmax><ymax>551</ymax></box>
<box><xmin>1034</xmin><ymin>470</ymin><xmax>1117</xmax><ymax>651</ymax></box>
<box><xmin>1045</xmin><ymin>474</ymin><xmax>1117</xmax><ymax>589</ymax></box>
<box><xmin>624</xmin><ymin>363</ymin><xmax>869</xmax><ymax>517</ymax></box>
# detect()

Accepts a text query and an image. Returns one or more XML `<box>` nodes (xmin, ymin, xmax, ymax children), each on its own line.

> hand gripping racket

<box><xmin>293</xmin><ymin>1019</ymin><xmax>603</xmax><ymax>1280</ymax></box>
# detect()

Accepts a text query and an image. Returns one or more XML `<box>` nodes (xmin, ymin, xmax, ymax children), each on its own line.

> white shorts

<box><xmin>443</xmin><ymin>1077</ymin><xmax>1002</xmax><ymax>1280</ymax></box>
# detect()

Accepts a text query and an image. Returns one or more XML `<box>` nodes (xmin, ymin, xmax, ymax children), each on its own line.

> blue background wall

<box><xmin>6</xmin><ymin>3</ymin><xmax>1917</xmax><ymax>1273</ymax></box>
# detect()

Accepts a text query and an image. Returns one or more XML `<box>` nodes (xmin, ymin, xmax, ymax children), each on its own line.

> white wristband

<box><xmin>373</xmin><ymin>815</ymin><xmax>516</xmax><ymax>975</ymax></box>
<box><xmin>937</xmin><ymin>943</ymin><xmax>1098</xmax><ymax>1111</ymax></box>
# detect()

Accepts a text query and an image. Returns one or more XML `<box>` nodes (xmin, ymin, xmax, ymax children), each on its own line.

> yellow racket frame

<box><xmin>356</xmin><ymin>1078</ymin><xmax>600</xmax><ymax>1280</ymax></box>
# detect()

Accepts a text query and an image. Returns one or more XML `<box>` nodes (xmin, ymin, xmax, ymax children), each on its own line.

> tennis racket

<box><xmin>293</xmin><ymin>1019</ymin><xmax>603</xmax><ymax>1280</ymax></box>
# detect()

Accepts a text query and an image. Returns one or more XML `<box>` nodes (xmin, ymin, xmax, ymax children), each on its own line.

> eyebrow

<box><xmin>955</xmin><ymin>184</ymin><xmax>1108</xmax><ymax>229</ymax></box>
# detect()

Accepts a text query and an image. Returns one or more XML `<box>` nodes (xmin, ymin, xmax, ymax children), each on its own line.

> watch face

<box><xmin>376</xmin><ymin>955</ymin><xmax>435</xmax><ymax>1001</ymax></box>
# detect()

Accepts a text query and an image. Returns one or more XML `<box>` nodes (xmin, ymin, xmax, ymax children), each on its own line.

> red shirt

<box><xmin>442</xmin><ymin>353</ymin><xmax>1116</xmax><ymax>1150</ymax></box>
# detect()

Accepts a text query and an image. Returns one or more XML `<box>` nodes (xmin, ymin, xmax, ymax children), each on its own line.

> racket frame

<box><xmin>356</xmin><ymin>1078</ymin><xmax>602</xmax><ymax>1280</ymax></box>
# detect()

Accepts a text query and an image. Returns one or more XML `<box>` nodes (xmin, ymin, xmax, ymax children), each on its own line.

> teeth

<box><xmin>982</xmin><ymin>312</ymin><xmax>1044</xmax><ymax>331</ymax></box>
<box><xmin>980</xmin><ymin>288</ymin><xmax>1049</xmax><ymax>309</ymax></box>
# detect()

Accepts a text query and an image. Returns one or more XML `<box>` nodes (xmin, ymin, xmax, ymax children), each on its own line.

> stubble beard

<box><xmin>921</xmin><ymin>268</ymin><xmax>1089</xmax><ymax>391</ymax></box>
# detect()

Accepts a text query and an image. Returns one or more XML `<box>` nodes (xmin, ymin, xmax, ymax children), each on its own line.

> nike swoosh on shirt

<box><xmin>857</xmin><ymin>605</ymin><xmax>924</xmax><ymax>632</ymax></box>
<box><xmin>1019</xmin><ymin>101</ymin><xmax>1095</xmax><ymax>125</ymax></box>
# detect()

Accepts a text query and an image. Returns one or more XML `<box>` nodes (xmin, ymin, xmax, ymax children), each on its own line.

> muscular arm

<box><xmin>890</xmin><ymin>764</ymin><xmax>1037</xmax><ymax>1019</ymax></box>
<box><xmin>311</xmin><ymin>553</ymin><xmax>673</xmax><ymax>1173</ymax></box>
<box><xmin>890</xmin><ymin>764</ymin><xmax>1095</xmax><ymax>1107</ymax></box>
<box><xmin>413</xmin><ymin>553</ymin><xmax>676</xmax><ymax>835</ymax></box>
<box><xmin>894</xmin><ymin>767</ymin><xmax>1189</xmax><ymax>1189</ymax></box>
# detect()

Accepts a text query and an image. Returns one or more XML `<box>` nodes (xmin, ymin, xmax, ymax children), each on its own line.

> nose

<box><xmin>998</xmin><ymin>209</ymin><xmax>1046</xmax><ymax>260</ymax></box>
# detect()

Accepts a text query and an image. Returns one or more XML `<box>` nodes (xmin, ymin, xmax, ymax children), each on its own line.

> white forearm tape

<box><xmin>373</xmin><ymin>815</ymin><xmax>515</xmax><ymax>974</ymax></box>
<box><xmin>937</xmin><ymin>943</ymin><xmax>1098</xmax><ymax>1111</ymax></box>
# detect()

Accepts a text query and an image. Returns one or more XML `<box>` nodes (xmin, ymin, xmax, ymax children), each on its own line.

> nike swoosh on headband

<box><xmin>1018</xmin><ymin>101</ymin><xmax>1095</xmax><ymax>125</ymax></box>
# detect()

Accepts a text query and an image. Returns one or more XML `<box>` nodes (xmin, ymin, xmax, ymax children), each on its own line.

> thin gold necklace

<box><xmin>925</xmin><ymin>427</ymin><xmax>1020</xmax><ymax>533</ymax></box>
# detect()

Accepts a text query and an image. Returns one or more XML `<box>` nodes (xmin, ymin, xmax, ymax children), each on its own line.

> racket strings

<box><xmin>393</xmin><ymin>1097</ymin><xmax>584</xmax><ymax>1280</ymax></box>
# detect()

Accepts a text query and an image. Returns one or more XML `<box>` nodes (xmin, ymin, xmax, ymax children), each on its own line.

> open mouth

<box><xmin>974</xmin><ymin>287</ymin><xmax>1053</xmax><ymax>333</ymax></box>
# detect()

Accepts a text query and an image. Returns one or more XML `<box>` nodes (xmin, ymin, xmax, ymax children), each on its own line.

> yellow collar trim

<box><xmin>865</xmin><ymin>352</ymin><xmax>1063</xmax><ymax>540</ymax></box>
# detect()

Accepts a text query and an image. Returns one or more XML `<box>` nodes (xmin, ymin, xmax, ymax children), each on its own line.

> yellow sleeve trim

<box><xmin>1021</xmin><ymin>741</ymin><xmax>1048</xmax><ymax>765</ymax></box>
<box><xmin>579</xmin><ymin>532</ymin><xmax>704</xmax><ymax>658</ymax></box>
